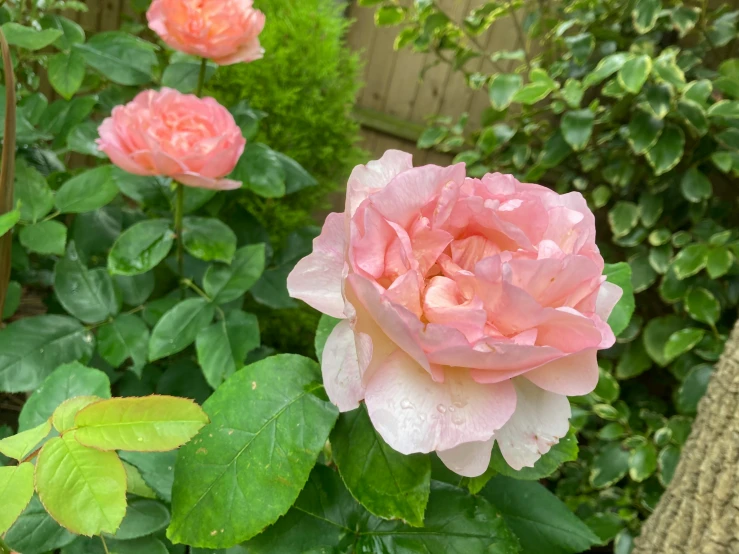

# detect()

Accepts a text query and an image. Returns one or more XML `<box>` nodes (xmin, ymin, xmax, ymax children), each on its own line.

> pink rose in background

<box><xmin>97</xmin><ymin>88</ymin><xmax>245</xmax><ymax>190</ymax></box>
<box><xmin>147</xmin><ymin>0</ymin><xmax>265</xmax><ymax>65</ymax></box>
<box><xmin>288</xmin><ymin>151</ymin><xmax>622</xmax><ymax>477</ymax></box>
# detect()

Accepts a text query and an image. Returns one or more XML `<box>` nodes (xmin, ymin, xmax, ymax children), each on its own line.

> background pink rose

<box><xmin>147</xmin><ymin>0</ymin><xmax>265</xmax><ymax>65</ymax></box>
<box><xmin>97</xmin><ymin>88</ymin><xmax>246</xmax><ymax>190</ymax></box>
<box><xmin>288</xmin><ymin>150</ymin><xmax>622</xmax><ymax>477</ymax></box>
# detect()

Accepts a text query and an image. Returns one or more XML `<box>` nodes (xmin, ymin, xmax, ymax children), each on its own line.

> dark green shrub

<box><xmin>362</xmin><ymin>0</ymin><xmax>739</xmax><ymax>550</ymax></box>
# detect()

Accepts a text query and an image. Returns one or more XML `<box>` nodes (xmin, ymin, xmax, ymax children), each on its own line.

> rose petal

<box><xmin>523</xmin><ymin>348</ymin><xmax>599</xmax><ymax>396</ymax></box>
<box><xmin>437</xmin><ymin>438</ymin><xmax>495</xmax><ymax>477</ymax></box>
<box><xmin>595</xmin><ymin>281</ymin><xmax>623</xmax><ymax>321</ymax></box>
<box><xmin>346</xmin><ymin>150</ymin><xmax>414</xmax><ymax>216</ymax></box>
<box><xmin>321</xmin><ymin>319</ymin><xmax>366</xmax><ymax>411</ymax></box>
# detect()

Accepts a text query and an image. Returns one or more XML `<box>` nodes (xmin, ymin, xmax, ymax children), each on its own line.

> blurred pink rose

<box><xmin>147</xmin><ymin>0</ymin><xmax>265</xmax><ymax>65</ymax></box>
<box><xmin>97</xmin><ymin>88</ymin><xmax>245</xmax><ymax>190</ymax></box>
<box><xmin>288</xmin><ymin>151</ymin><xmax>622</xmax><ymax>477</ymax></box>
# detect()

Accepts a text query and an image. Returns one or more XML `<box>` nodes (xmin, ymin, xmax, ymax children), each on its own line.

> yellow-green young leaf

<box><xmin>124</xmin><ymin>461</ymin><xmax>158</xmax><ymax>499</ymax></box>
<box><xmin>73</xmin><ymin>396</ymin><xmax>209</xmax><ymax>452</ymax></box>
<box><xmin>52</xmin><ymin>396</ymin><xmax>101</xmax><ymax>433</ymax></box>
<box><xmin>0</xmin><ymin>419</ymin><xmax>51</xmax><ymax>460</ymax></box>
<box><xmin>35</xmin><ymin>433</ymin><xmax>127</xmax><ymax>536</ymax></box>
<box><xmin>0</xmin><ymin>463</ymin><xmax>34</xmax><ymax>535</ymax></box>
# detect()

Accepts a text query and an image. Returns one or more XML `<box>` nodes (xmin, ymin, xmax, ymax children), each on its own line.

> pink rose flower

<box><xmin>97</xmin><ymin>88</ymin><xmax>246</xmax><ymax>190</ymax></box>
<box><xmin>147</xmin><ymin>0</ymin><xmax>265</xmax><ymax>65</ymax></box>
<box><xmin>288</xmin><ymin>151</ymin><xmax>622</xmax><ymax>477</ymax></box>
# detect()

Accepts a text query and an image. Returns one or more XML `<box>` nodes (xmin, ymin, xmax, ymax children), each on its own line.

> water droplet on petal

<box><xmin>436</xmin><ymin>404</ymin><xmax>447</xmax><ymax>414</ymax></box>
<box><xmin>400</xmin><ymin>399</ymin><xmax>414</xmax><ymax>410</ymax></box>
<box><xmin>448</xmin><ymin>405</ymin><xmax>455</xmax><ymax>412</ymax></box>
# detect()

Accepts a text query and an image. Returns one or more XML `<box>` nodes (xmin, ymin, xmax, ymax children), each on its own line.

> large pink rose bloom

<box><xmin>97</xmin><ymin>88</ymin><xmax>245</xmax><ymax>191</ymax></box>
<box><xmin>147</xmin><ymin>0</ymin><xmax>265</xmax><ymax>65</ymax></box>
<box><xmin>288</xmin><ymin>151</ymin><xmax>622</xmax><ymax>477</ymax></box>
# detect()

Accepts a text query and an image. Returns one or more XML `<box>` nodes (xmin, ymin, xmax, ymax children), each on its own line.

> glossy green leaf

<box><xmin>664</xmin><ymin>328</ymin><xmax>705</xmax><ymax>361</ymax></box>
<box><xmin>196</xmin><ymin>310</ymin><xmax>260</xmax><ymax>389</ymax></box>
<box><xmin>114</xmin><ymin>272</ymin><xmax>155</xmax><ymax>307</ymax></box>
<box><xmin>0</xmin><ymin>316</ymin><xmax>95</xmax><ymax>393</ymax></box>
<box><xmin>646</xmin><ymin>125</ymin><xmax>684</xmax><ymax>175</ymax></box>
<box><xmin>658</xmin><ymin>445</ymin><xmax>680</xmax><ymax>486</ymax></box>
<box><xmin>707</xmin><ymin>100</ymin><xmax>739</xmax><ymax>118</ymax></box>
<box><xmin>1</xmin><ymin>22</ymin><xmax>62</xmax><ymax>50</ymax></box>
<box><xmin>52</xmin><ymin>396</ymin><xmax>101</xmax><ymax>433</ymax></box>
<box><xmin>39</xmin><ymin>14</ymin><xmax>85</xmax><ymax>50</ymax></box>
<box><xmin>98</xmin><ymin>314</ymin><xmax>149</xmax><ymax>376</ymax></box>
<box><xmin>484</xmin><ymin>475</ymin><xmax>599</xmax><ymax>554</ymax></box>
<box><xmin>646</xmin><ymin>82</ymin><xmax>673</xmax><ymax>119</ymax></box>
<box><xmin>375</xmin><ymin>5</ymin><xmax>405</xmax><ymax>26</ymax></box>
<box><xmin>590</xmin><ymin>443</ymin><xmax>630</xmax><ymax>488</ymax></box>
<box><xmin>120</xmin><ymin>451</ymin><xmax>177</xmax><ymax>503</ymax></box>
<box><xmin>0</xmin><ymin>464</ymin><xmax>35</xmax><ymax>535</ymax></box>
<box><xmin>561</xmin><ymin>78</ymin><xmax>584</xmax><ymax>108</ymax></box>
<box><xmin>62</xmin><ymin>535</ymin><xmax>169</xmax><ymax>554</ymax></box>
<box><xmin>246</xmin><ymin>465</ymin><xmax>520</xmax><ymax>554</ymax></box>
<box><xmin>618</xmin><ymin>55</ymin><xmax>652</xmax><ymax>93</ymax></box>
<box><xmin>488</xmin><ymin>73</ymin><xmax>522</xmax><ymax>110</ymax></box>
<box><xmin>108</xmin><ymin>219</ymin><xmax>174</xmax><ymax>276</ymax></box>
<box><xmin>628</xmin><ymin>110</ymin><xmax>663</xmax><ymax>154</ymax></box>
<box><xmin>2</xmin><ymin>281</ymin><xmax>21</xmax><ymax>319</ymax></box>
<box><xmin>706</xmin><ymin>247</ymin><xmax>734</xmax><ymax>279</ymax></box>
<box><xmin>609</xmin><ymin>201</ymin><xmax>639</xmax><ymax>238</ymax></box>
<box><xmin>0</xmin><ymin>208</ymin><xmax>19</xmax><ymax>238</ymax></box>
<box><xmin>48</xmin><ymin>50</ymin><xmax>85</xmax><ymax>100</ymax></box>
<box><xmin>75</xmin><ymin>395</ymin><xmax>208</xmax><ymax>452</ymax></box>
<box><xmin>3</xmin><ymin>496</ymin><xmax>77</xmax><ymax>554</ymax></box>
<box><xmin>583</xmin><ymin>53</ymin><xmax>628</xmax><ymax>87</ymax></box>
<box><xmin>654</xmin><ymin>51</ymin><xmax>685</xmax><ymax>89</ymax></box>
<box><xmin>14</xmin><ymin>160</ymin><xmax>53</xmax><ymax>223</ymax></box>
<box><xmin>161</xmin><ymin>53</ymin><xmax>217</xmax><ymax>94</ymax></box>
<box><xmin>672</xmin><ymin>243</ymin><xmax>709</xmax><ymax>279</ymax></box>
<box><xmin>685</xmin><ymin>287</ymin><xmax>720</xmax><ymax>325</ymax></box>
<box><xmin>644</xmin><ymin>315</ymin><xmax>685</xmax><ymax>366</ymax></box>
<box><xmin>676</xmin><ymin>364</ymin><xmax>713</xmax><ymax>415</ymax></box>
<box><xmin>55</xmin><ymin>243</ymin><xmax>119</xmax><ymax>324</ymax></box>
<box><xmin>203</xmin><ymin>244</ymin><xmax>266</xmax><ymax>304</ymax></box>
<box><xmin>67</xmin><ymin>121</ymin><xmax>105</xmax><ymax>158</ymax></box>
<box><xmin>633</xmin><ymin>0</ymin><xmax>661</xmax><ymax>32</ymax></box>
<box><xmin>149</xmin><ymin>298</ymin><xmax>215</xmax><ymax>361</ymax></box>
<box><xmin>19</xmin><ymin>220</ymin><xmax>67</xmax><ymax>256</ymax></box>
<box><xmin>680</xmin><ymin>167</ymin><xmax>712</xmax><ymax>203</ymax></box>
<box><xmin>19</xmin><ymin>362</ymin><xmax>110</xmax><ymax>432</ymax></box>
<box><xmin>629</xmin><ymin>442</ymin><xmax>658</xmax><ymax>482</ymax></box>
<box><xmin>232</xmin><ymin>143</ymin><xmax>285</xmax><ymax>198</ymax></box>
<box><xmin>331</xmin><ymin>404</ymin><xmax>430</xmax><ymax>526</ymax></box>
<box><xmin>168</xmin><ymin>354</ymin><xmax>339</xmax><ymax>548</ymax></box>
<box><xmin>55</xmin><ymin>166</ymin><xmax>117</xmax><ymax>213</ymax></box>
<box><xmin>107</xmin><ymin>499</ymin><xmax>170</xmax><ymax>540</ymax></box>
<box><xmin>677</xmin><ymin>99</ymin><xmax>708</xmax><ymax>136</ymax></box>
<box><xmin>561</xmin><ymin>109</ymin><xmax>594</xmax><ymax>151</ymax></box>
<box><xmin>182</xmin><ymin>217</ymin><xmax>237</xmax><ymax>264</ymax></box>
<box><xmin>672</xmin><ymin>6</ymin><xmax>699</xmax><ymax>36</ymax></box>
<box><xmin>604</xmin><ymin>262</ymin><xmax>635</xmax><ymax>337</ymax></box>
<box><xmin>124</xmin><ymin>461</ymin><xmax>157</xmax><ymax>499</ymax></box>
<box><xmin>0</xmin><ymin>420</ymin><xmax>51</xmax><ymax>461</ymax></box>
<box><xmin>36</xmin><ymin>433</ymin><xmax>127</xmax><ymax>536</ymax></box>
<box><xmin>564</xmin><ymin>33</ymin><xmax>594</xmax><ymax>64</ymax></box>
<box><xmin>512</xmin><ymin>81</ymin><xmax>554</xmax><ymax>105</ymax></box>
<box><xmin>75</xmin><ymin>32</ymin><xmax>157</xmax><ymax>86</ymax></box>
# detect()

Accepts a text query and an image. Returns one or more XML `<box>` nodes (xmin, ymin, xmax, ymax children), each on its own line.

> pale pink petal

<box><xmin>175</xmin><ymin>173</ymin><xmax>242</xmax><ymax>191</ymax></box>
<box><xmin>496</xmin><ymin>378</ymin><xmax>571</xmax><ymax>470</ymax></box>
<box><xmin>287</xmin><ymin>212</ymin><xmax>347</xmax><ymax>319</ymax></box>
<box><xmin>437</xmin><ymin>438</ymin><xmax>495</xmax><ymax>478</ymax></box>
<box><xmin>365</xmin><ymin>351</ymin><xmax>516</xmax><ymax>454</ymax></box>
<box><xmin>321</xmin><ymin>320</ymin><xmax>365</xmax><ymax>411</ymax></box>
<box><xmin>523</xmin><ymin>348</ymin><xmax>599</xmax><ymax>396</ymax></box>
<box><xmin>595</xmin><ymin>281</ymin><xmax>623</xmax><ymax>322</ymax></box>
<box><xmin>346</xmin><ymin>150</ymin><xmax>414</xmax><ymax>216</ymax></box>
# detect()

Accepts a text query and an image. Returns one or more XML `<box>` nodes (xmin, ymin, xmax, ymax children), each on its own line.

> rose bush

<box><xmin>97</xmin><ymin>88</ymin><xmax>246</xmax><ymax>190</ymax></box>
<box><xmin>289</xmin><ymin>150</ymin><xmax>622</xmax><ymax>476</ymax></box>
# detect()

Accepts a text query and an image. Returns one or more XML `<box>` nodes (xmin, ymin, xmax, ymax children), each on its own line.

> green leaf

<box><xmin>108</xmin><ymin>219</ymin><xmax>175</xmax><ymax>276</ymax></box>
<box><xmin>0</xmin><ymin>316</ymin><xmax>95</xmax><ymax>393</ymax></box>
<box><xmin>680</xmin><ymin>167</ymin><xmax>712</xmax><ymax>203</ymax></box>
<box><xmin>629</xmin><ymin>442</ymin><xmax>658</xmax><ymax>482</ymax></box>
<box><xmin>161</xmin><ymin>53</ymin><xmax>217</xmax><ymax>94</ymax></box>
<box><xmin>315</xmin><ymin>314</ymin><xmax>341</xmax><ymax>362</ymax></box>
<box><xmin>683</xmin><ymin>79</ymin><xmax>713</xmax><ymax>105</ymax></box>
<box><xmin>484</xmin><ymin>475</ymin><xmax>599</xmax><ymax>554</ymax></box>
<box><xmin>644</xmin><ymin>315</ymin><xmax>685</xmax><ymax>366</ymax></box>
<box><xmin>19</xmin><ymin>220</ymin><xmax>67</xmax><ymax>256</ymax></box>
<box><xmin>590</xmin><ymin>443</ymin><xmax>630</xmax><ymax>488</ymax></box>
<box><xmin>0</xmin><ymin>421</ymin><xmax>52</xmax><ymax>460</ymax></box>
<box><xmin>711</xmin><ymin>150</ymin><xmax>733</xmax><ymax>172</ymax></box>
<box><xmin>583</xmin><ymin>53</ymin><xmax>629</xmax><ymax>87</ymax></box>
<box><xmin>14</xmin><ymin>160</ymin><xmax>53</xmax><ymax>223</ymax></box>
<box><xmin>628</xmin><ymin>109</ymin><xmax>663</xmax><ymax>154</ymax></box>
<box><xmin>52</xmin><ymin>396</ymin><xmax>101</xmax><ymax>433</ymax></box>
<box><xmin>246</xmin><ymin>466</ymin><xmax>520</xmax><ymax>554</ymax></box>
<box><xmin>39</xmin><ymin>14</ymin><xmax>85</xmax><ymax>50</ymax></box>
<box><xmin>55</xmin><ymin>243</ymin><xmax>119</xmax><ymax>324</ymax></box>
<box><xmin>108</xmin><ymin>498</ymin><xmax>170</xmax><ymax>540</ymax></box>
<box><xmin>561</xmin><ymin>109</ymin><xmax>594</xmax><ymax>151</ymax></box>
<box><xmin>2</xmin><ymin>281</ymin><xmax>21</xmax><ymax>319</ymax></box>
<box><xmin>48</xmin><ymin>50</ymin><xmax>85</xmax><ymax>100</ymax></box>
<box><xmin>664</xmin><ymin>328</ymin><xmax>705</xmax><ymax>361</ymax></box>
<box><xmin>203</xmin><ymin>244</ymin><xmax>266</xmax><ymax>304</ymax></box>
<box><xmin>275</xmin><ymin>151</ymin><xmax>318</xmax><ymax>195</ymax></box>
<box><xmin>618</xmin><ymin>55</ymin><xmax>652</xmax><ymax>94</ymax></box>
<box><xmin>167</xmin><ymin>355</ymin><xmax>339</xmax><ymax>548</ymax></box>
<box><xmin>538</xmin><ymin>131</ymin><xmax>572</xmax><ymax>168</ymax></box>
<box><xmin>633</xmin><ymin>0</ymin><xmax>661</xmax><ymax>33</ymax></box>
<box><xmin>182</xmin><ymin>217</ymin><xmax>237</xmax><ymax>264</ymax></box>
<box><xmin>331</xmin><ymin>404</ymin><xmax>430</xmax><ymax>527</ymax></box>
<box><xmin>609</xmin><ymin>201</ymin><xmax>639</xmax><ymax>238</ymax></box>
<box><xmin>98</xmin><ymin>314</ymin><xmax>150</xmax><ymax>376</ymax></box>
<box><xmin>654</xmin><ymin>51</ymin><xmax>685</xmax><ymax>89</ymax></box>
<box><xmin>75</xmin><ymin>32</ymin><xmax>157</xmax><ymax>86</ymax></box>
<box><xmin>488</xmin><ymin>73</ymin><xmax>522</xmax><ymax>110</ymax></box>
<box><xmin>231</xmin><ymin>143</ymin><xmax>285</xmax><ymax>198</ymax></box>
<box><xmin>646</xmin><ymin>82</ymin><xmax>673</xmax><ymax>119</ymax></box>
<box><xmin>671</xmin><ymin>6</ymin><xmax>700</xmax><ymax>36</ymax></box>
<box><xmin>119</xmin><ymin>451</ymin><xmax>177</xmax><ymax>503</ymax></box>
<box><xmin>685</xmin><ymin>287</ymin><xmax>720</xmax><ymax>325</ymax></box>
<box><xmin>564</xmin><ymin>33</ymin><xmax>594</xmax><ymax>64</ymax></box>
<box><xmin>67</xmin><ymin>121</ymin><xmax>105</xmax><ymax>158</ymax></box>
<box><xmin>561</xmin><ymin>78</ymin><xmax>584</xmax><ymax>108</ymax></box>
<box><xmin>55</xmin><ymin>166</ymin><xmax>118</xmax><ymax>213</ymax></box>
<box><xmin>418</xmin><ymin>127</ymin><xmax>446</xmax><ymax>149</ymax></box>
<box><xmin>148</xmin><ymin>298</ymin><xmax>216</xmax><ymax>361</ymax></box>
<box><xmin>676</xmin><ymin>364</ymin><xmax>713</xmax><ymax>415</ymax></box>
<box><xmin>0</xmin><ymin>464</ymin><xmax>35</xmax><ymax>535</ymax></box>
<box><xmin>604</xmin><ymin>263</ymin><xmax>635</xmax><ymax>337</ymax></box>
<box><xmin>124</xmin><ymin>461</ymin><xmax>157</xmax><ymax>499</ymax></box>
<box><xmin>114</xmin><ymin>272</ymin><xmax>155</xmax><ymax>307</ymax></box>
<box><xmin>0</xmin><ymin>208</ymin><xmax>19</xmax><ymax>237</ymax></box>
<box><xmin>639</xmin><ymin>192</ymin><xmax>663</xmax><ymax>228</ymax></box>
<box><xmin>708</xmin><ymin>100</ymin><xmax>739</xmax><ymax>119</ymax></box>
<box><xmin>630</xmin><ymin>251</ymin><xmax>657</xmax><ymax>293</ymax></box>
<box><xmin>658</xmin><ymin>445</ymin><xmax>680</xmax><ymax>486</ymax></box>
<box><xmin>707</xmin><ymin>247</ymin><xmax>734</xmax><ymax>279</ymax></box>
<box><xmin>36</xmin><ymin>434</ymin><xmax>126</xmax><ymax>536</ymax></box>
<box><xmin>1</xmin><ymin>22</ymin><xmax>62</xmax><ymax>50</ymax></box>
<box><xmin>512</xmin><ymin>80</ymin><xmax>555</xmax><ymax>105</ymax></box>
<box><xmin>646</xmin><ymin>124</ymin><xmax>684</xmax><ymax>175</ymax></box>
<box><xmin>375</xmin><ymin>5</ymin><xmax>405</xmax><ymax>26</ymax></box>
<box><xmin>4</xmin><ymin>496</ymin><xmax>77</xmax><ymax>554</ymax></box>
<box><xmin>672</xmin><ymin>243</ymin><xmax>709</xmax><ymax>279</ymax></box>
<box><xmin>196</xmin><ymin>310</ymin><xmax>260</xmax><ymax>389</ymax></box>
